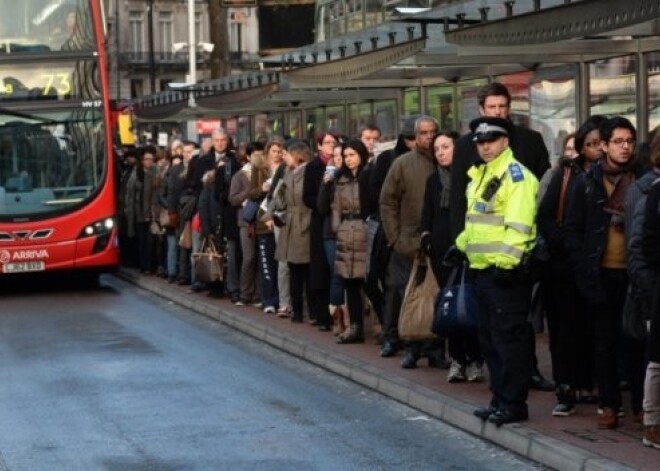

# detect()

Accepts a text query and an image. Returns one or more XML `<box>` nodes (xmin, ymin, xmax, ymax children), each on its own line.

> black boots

<box><xmin>336</xmin><ymin>324</ymin><xmax>364</xmax><ymax>344</ymax></box>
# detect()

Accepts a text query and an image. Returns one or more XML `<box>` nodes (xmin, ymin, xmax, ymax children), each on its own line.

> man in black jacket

<box><xmin>193</xmin><ymin>128</ymin><xmax>235</xmax><ymax>196</ymax></box>
<box><xmin>366</xmin><ymin>118</ymin><xmax>416</xmax><ymax>355</ymax></box>
<box><xmin>449</xmin><ymin>82</ymin><xmax>553</xmax><ymax>392</ymax></box>
<box><xmin>195</xmin><ymin>128</ymin><xmax>241</xmax><ymax>301</ymax></box>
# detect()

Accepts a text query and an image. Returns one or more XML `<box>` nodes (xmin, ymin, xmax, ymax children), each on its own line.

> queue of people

<box><xmin>116</xmin><ymin>82</ymin><xmax>660</xmax><ymax>449</ymax></box>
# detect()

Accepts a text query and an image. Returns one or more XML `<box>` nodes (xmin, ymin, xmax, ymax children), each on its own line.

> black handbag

<box><xmin>432</xmin><ymin>262</ymin><xmax>481</xmax><ymax>337</ymax></box>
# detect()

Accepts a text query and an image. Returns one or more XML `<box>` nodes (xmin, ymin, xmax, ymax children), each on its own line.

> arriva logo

<box><xmin>0</xmin><ymin>250</ymin><xmax>9</xmax><ymax>263</ymax></box>
<box><xmin>9</xmin><ymin>250</ymin><xmax>50</xmax><ymax>261</ymax></box>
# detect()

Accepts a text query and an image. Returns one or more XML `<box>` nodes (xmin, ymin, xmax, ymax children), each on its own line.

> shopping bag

<box><xmin>432</xmin><ymin>262</ymin><xmax>481</xmax><ymax>337</ymax></box>
<box><xmin>178</xmin><ymin>221</ymin><xmax>192</xmax><ymax>249</ymax></box>
<box><xmin>398</xmin><ymin>254</ymin><xmax>439</xmax><ymax>341</ymax></box>
<box><xmin>192</xmin><ymin>238</ymin><xmax>224</xmax><ymax>283</ymax></box>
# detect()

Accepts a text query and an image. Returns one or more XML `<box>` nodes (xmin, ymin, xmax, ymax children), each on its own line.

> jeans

<box><xmin>644</xmin><ymin>362</ymin><xmax>660</xmax><ymax>425</ymax></box>
<box><xmin>166</xmin><ymin>233</ymin><xmax>178</xmax><ymax>278</ymax></box>
<box><xmin>258</xmin><ymin>233</ymin><xmax>279</xmax><ymax>309</ymax></box>
<box><xmin>324</xmin><ymin>239</ymin><xmax>345</xmax><ymax>306</ymax></box>
<box><xmin>190</xmin><ymin>231</ymin><xmax>203</xmax><ymax>284</ymax></box>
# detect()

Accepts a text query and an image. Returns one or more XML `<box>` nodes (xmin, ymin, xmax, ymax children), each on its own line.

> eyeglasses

<box><xmin>609</xmin><ymin>138</ymin><xmax>635</xmax><ymax>147</ymax></box>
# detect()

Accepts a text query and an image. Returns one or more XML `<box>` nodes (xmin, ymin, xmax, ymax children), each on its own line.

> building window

<box><xmin>160</xmin><ymin>79</ymin><xmax>173</xmax><ymax>92</ymax></box>
<box><xmin>158</xmin><ymin>12</ymin><xmax>173</xmax><ymax>52</ymax></box>
<box><xmin>129</xmin><ymin>11</ymin><xmax>144</xmax><ymax>54</ymax></box>
<box><xmin>130</xmin><ymin>79</ymin><xmax>144</xmax><ymax>98</ymax></box>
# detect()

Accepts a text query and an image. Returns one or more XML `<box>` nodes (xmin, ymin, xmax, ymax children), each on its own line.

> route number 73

<box><xmin>42</xmin><ymin>73</ymin><xmax>71</xmax><ymax>95</ymax></box>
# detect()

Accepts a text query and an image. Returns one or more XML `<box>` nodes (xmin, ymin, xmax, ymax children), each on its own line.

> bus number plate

<box><xmin>2</xmin><ymin>262</ymin><xmax>46</xmax><ymax>273</ymax></box>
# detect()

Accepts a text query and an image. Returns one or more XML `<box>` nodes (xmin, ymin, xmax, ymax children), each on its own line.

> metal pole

<box><xmin>635</xmin><ymin>46</ymin><xmax>648</xmax><ymax>143</ymax></box>
<box><xmin>115</xmin><ymin>0</ymin><xmax>120</xmax><ymax>99</ymax></box>
<box><xmin>188</xmin><ymin>0</ymin><xmax>196</xmax><ymax>107</ymax></box>
<box><xmin>148</xmin><ymin>0</ymin><xmax>156</xmax><ymax>94</ymax></box>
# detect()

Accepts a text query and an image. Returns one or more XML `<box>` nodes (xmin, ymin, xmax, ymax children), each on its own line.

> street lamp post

<box><xmin>188</xmin><ymin>0</ymin><xmax>196</xmax><ymax>106</ymax></box>
<box><xmin>148</xmin><ymin>0</ymin><xmax>156</xmax><ymax>94</ymax></box>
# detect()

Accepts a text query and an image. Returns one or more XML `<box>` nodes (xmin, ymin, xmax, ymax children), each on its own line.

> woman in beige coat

<box><xmin>331</xmin><ymin>139</ymin><xmax>369</xmax><ymax>343</ymax></box>
<box><xmin>268</xmin><ymin>140</ymin><xmax>313</xmax><ymax>323</ymax></box>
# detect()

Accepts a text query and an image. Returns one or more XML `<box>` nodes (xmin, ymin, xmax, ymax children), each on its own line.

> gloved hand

<box><xmin>420</xmin><ymin>232</ymin><xmax>432</xmax><ymax>256</ymax></box>
<box><xmin>442</xmin><ymin>245</ymin><xmax>466</xmax><ymax>267</ymax></box>
<box><xmin>493</xmin><ymin>267</ymin><xmax>516</xmax><ymax>285</ymax></box>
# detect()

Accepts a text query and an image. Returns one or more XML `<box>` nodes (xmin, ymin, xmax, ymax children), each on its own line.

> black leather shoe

<box><xmin>487</xmin><ymin>408</ymin><xmax>528</xmax><ymax>427</ymax></box>
<box><xmin>427</xmin><ymin>352</ymin><xmax>450</xmax><ymax>369</ymax></box>
<box><xmin>318</xmin><ymin>325</ymin><xmax>332</xmax><ymax>332</ymax></box>
<box><xmin>380</xmin><ymin>341</ymin><xmax>399</xmax><ymax>358</ymax></box>
<box><xmin>401</xmin><ymin>352</ymin><xmax>419</xmax><ymax>369</ymax></box>
<box><xmin>474</xmin><ymin>405</ymin><xmax>498</xmax><ymax>421</ymax></box>
<box><xmin>529</xmin><ymin>372</ymin><xmax>555</xmax><ymax>391</ymax></box>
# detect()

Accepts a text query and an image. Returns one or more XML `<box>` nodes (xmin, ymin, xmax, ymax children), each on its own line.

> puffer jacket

<box><xmin>625</xmin><ymin>169</ymin><xmax>660</xmax><ymax>320</ymax></box>
<box><xmin>379</xmin><ymin>148</ymin><xmax>435</xmax><ymax>259</ymax></box>
<box><xmin>331</xmin><ymin>171</ymin><xmax>367</xmax><ymax>279</ymax></box>
<box><xmin>274</xmin><ymin>164</ymin><xmax>311</xmax><ymax>264</ymax></box>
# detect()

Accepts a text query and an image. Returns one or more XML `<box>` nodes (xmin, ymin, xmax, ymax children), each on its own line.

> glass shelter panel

<box><xmin>648</xmin><ymin>52</ymin><xmax>660</xmax><ymax>135</ymax></box>
<box><xmin>590</xmin><ymin>55</ymin><xmax>637</xmax><ymax>127</ymax></box>
<box><xmin>426</xmin><ymin>85</ymin><xmax>455</xmax><ymax>131</ymax></box>
<box><xmin>373</xmin><ymin>100</ymin><xmax>396</xmax><ymax>141</ymax></box>
<box><xmin>306</xmin><ymin>108</ymin><xmax>324</xmax><ymax>142</ymax></box>
<box><xmin>348</xmin><ymin>103</ymin><xmax>371</xmax><ymax>137</ymax></box>
<box><xmin>285</xmin><ymin>110</ymin><xmax>303</xmax><ymax>139</ymax></box>
<box><xmin>325</xmin><ymin>105</ymin><xmax>345</xmax><ymax>135</ymax></box>
<box><xmin>530</xmin><ymin>70</ymin><xmax>577</xmax><ymax>162</ymax></box>
<box><xmin>456</xmin><ymin>79</ymin><xmax>488</xmax><ymax>134</ymax></box>
<box><xmin>403</xmin><ymin>88</ymin><xmax>420</xmax><ymax>117</ymax></box>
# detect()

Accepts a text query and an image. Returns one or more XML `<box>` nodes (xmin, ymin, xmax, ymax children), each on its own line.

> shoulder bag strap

<box><xmin>556</xmin><ymin>167</ymin><xmax>572</xmax><ymax>225</ymax></box>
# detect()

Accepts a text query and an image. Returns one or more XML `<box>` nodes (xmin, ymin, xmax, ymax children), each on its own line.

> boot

<box><xmin>336</xmin><ymin>323</ymin><xmax>364</xmax><ymax>344</ymax></box>
<box><xmin>329</xmin><ymin>305</ymin><xmax>342</xmax><ymax>336</ymax></box>
<box><xmin>552</xmin><ymin>384</ymin><xmax>576</xmax><ymax>417</ymax></box>
<box><xmin>341</xmin><ymin>305</ymin><xmax>350</xmax><ymax>336</ymax></box>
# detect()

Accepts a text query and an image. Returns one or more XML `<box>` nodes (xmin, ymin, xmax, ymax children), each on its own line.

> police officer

<box><xmin>449</xmin><ymin>116</ymin><xmax>539</xmax><ymax>426</ymax></box>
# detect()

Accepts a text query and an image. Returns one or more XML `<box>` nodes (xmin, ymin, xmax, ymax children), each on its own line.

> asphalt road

<box><xmin>0</xmin><ymin>274</ymin><xmax>542</xmax><ymax>470</ymax></box>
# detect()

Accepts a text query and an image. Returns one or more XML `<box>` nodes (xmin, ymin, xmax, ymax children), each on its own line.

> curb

<box><xmin>118</xmin><ymin>270</ymin><xmax>636</xmax><ymax>471</ymax></box>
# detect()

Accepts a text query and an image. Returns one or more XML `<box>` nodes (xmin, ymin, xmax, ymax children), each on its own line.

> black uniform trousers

<box><xmin>474</xmin><ymin>268</ymin><xmax>532</xmax><ymax>413</ymax></box>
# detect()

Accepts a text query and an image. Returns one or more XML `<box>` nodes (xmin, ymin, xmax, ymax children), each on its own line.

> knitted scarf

<box><xmin>602</xmin><ymin>158</ymin><xmax>635</xmax><ymax>227</ymax></box>
<box><xmin>438</xmin><ymin>166</ymin><xmax>451</xmax><ymax>209</ymax></box>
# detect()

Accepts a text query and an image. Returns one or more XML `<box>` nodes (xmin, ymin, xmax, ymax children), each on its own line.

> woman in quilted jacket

<box><xmin>331</xmin><ymin>139</ymin><xmax>369</xmax><ymax>343</ymax></box>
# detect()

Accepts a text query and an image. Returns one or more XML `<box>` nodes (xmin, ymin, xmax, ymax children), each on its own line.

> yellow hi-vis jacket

<box><xmin>455</xmin><ymin>147</ymin><xmax>539</xmax><ymax>270</ymax></box>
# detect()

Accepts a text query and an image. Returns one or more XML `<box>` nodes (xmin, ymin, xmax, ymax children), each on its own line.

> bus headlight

<box><xmin>79</xmin><ymin>217</ymin><xmax>115</xmax><ymax>238</ymax></box>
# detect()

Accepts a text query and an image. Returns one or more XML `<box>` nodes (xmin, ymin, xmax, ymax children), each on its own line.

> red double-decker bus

<box><xmin>0</xmin><ymin>0</ymin><xmax>118</xmax><ymax>282</ymax></box>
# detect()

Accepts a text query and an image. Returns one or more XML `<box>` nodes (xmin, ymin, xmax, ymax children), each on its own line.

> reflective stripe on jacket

<box><xmin>455</xmin><ymin>147</ymin><xmax>539</xmax><ymax>270</ymax></box>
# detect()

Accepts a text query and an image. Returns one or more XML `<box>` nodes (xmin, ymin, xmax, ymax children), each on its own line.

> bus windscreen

<box><xmin>0</xmin><ymin>109</ymin><xmax>106</xmax><ymax>219</ymax></box>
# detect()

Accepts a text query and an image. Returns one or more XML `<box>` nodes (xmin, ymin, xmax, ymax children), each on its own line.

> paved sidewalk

<box><xmin>119</xmin><ymin>269</ymin><xmax>657</xmax><ymax>471</ymax></box>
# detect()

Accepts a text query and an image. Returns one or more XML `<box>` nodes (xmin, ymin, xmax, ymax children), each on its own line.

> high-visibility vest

<box><xmin>455</xmin><ymin>147</ymin><xmax>539</xmax><ymax>270</ymax></box>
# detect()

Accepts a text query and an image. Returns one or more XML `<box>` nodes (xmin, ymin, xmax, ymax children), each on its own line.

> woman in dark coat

<box><xmin>420</xmin><ymin>131</ymin><xmax>480</xmax><ymax>382</ymax></box>
<box><xmin>331</xmin><ymin>139</ymin><xmax>369</xmax><ymax>343</ymax></box>
<box><xmin>302</xmin><ymin>132</ymin><xmax>339</xmax><ymax>331</ymax></box>
<box><xmin>537</xmin><ymin>116</ymin><xmax>606</xmax><ymax>416</ymax></box>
